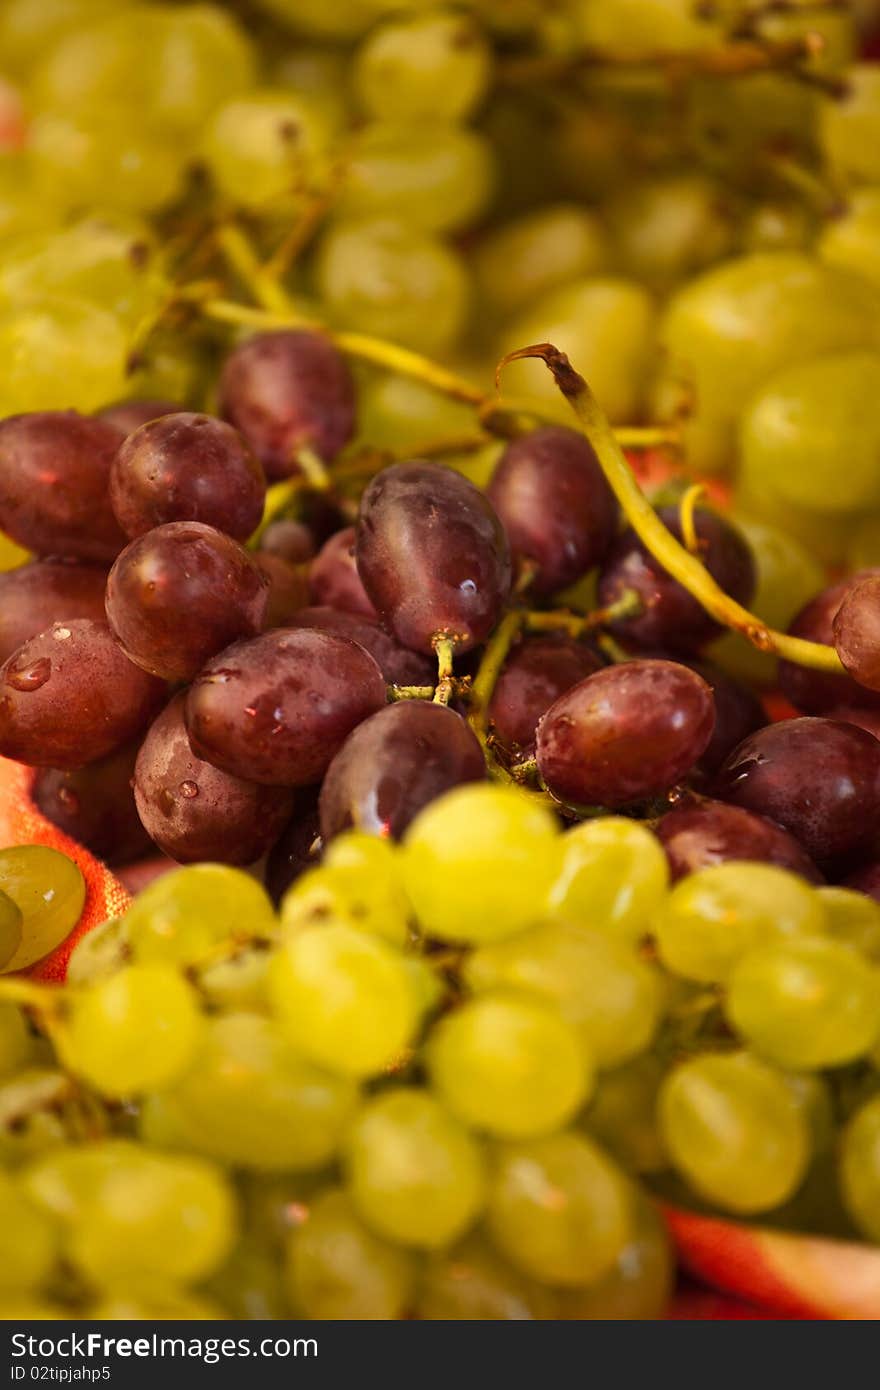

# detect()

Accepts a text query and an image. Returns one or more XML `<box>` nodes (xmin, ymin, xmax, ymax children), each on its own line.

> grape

<box><xmin>417</xmin><ymin>1234</ymin><xmax>549</xmax><ymax>1320</ymax></box>
<box><xmin>59</xmin><ymin>964</ymin><xmax>202</xmax><ymax>1098</ymax></box>
<box><xmin>0</xmin><ymin>0</ymin><xmax>120</xmax><ymax>74</ymax></box>
<box><xmin>582</xmin><ymin>1054</ymin><xmax>667</xmax><ymax>1176</ymax></box>
<box><xmin>0</xmin><ymin>560</ymin><xmax>108</xmax><ymax>665</ymax></box>
<box><xmin>282</xmin><ymin>831</ymin><xmax>409</xmax><ymax>947</ymax></box>
<box><xmin>0</xmin><ymin>1002</ymin><xmax>33</xmax><ymax>1077</ymax></box>
<box><xmin>110</xmin><ymin>412</ymin><xmax>266</xmax><ymax>542</ymax></box>
<box><xmin>344</xmin><ymin>1089</ymin><xmax>486</xmax><ymax>1249</ymax></box>
<box><xmin>553</xmin><ymin>1193</ymin><xmax>673</xmax><ymax>1321</ymax></box>
<box><xmin>319</xmin><ymin>701</ymin><xmax>485</xmax><ymax>842</ymax></box>
<box><xmin>134</xmin><ymin>693</ymin><xmax>295</xmax><ymax>866</ymax></box>
<box><xmin>428</xmin><ymin>993</ymin><xmax>590</xmax><ymax>1139</ymax></box>
<box><xmin>487</xmin><ymin>427</ymin><xmax>618</xmax><ymax>597</ymax></box>
<box><xmin>474</xmin><ymin>204</ymin><xmax>607</xmax><ymax>317</ymax></box>
<box><xmin>186</xmin><ymin>628</ymin><xmax>387</xmax><ymax>787</ymax></box>
<box><xmin>740</xmin><ymin>198</ymin><xmax>815</xmax><ymax>255</ymax></box>
<box><xmin>487</xmin><ymin>1131</ymin><xmax>633</xmax><ymax>1288</ymax></box>
<box><xmin>820</xmin><ymin>64</ymin><xmax>880</xmax><ymax>185</ymax></box>
<box><xmin>286</xmin><ymin>1189</ymin><xmax>415</xmax><ymax>1320</ymax></box>
<box><xmin>356</xmin><ymin>462</ymin><xmax>511</xmax><ymax>655</ymax></box>
<box><xmin>105</xmin><ymin>522</ymin><xmax>269</xmax><ymax>682</ymax></box>
<box><xmin>29</xmin><ymin>107</ymin><xmax>183</xmax><ymax>217</ymax></box>
<box><xmin>547</xmin><ymin>816</ymin><xmax>670</xmax><ymax>944</ymax></box>
<box><xmin>89</xmin><ymin>1292</ymin><xmax>225</xmax><ymax>1320</ymax></box>
<box><xmin>840</xmin><ymin>1095</ymin><xmax>880</xmax><ymax>1242</ymax></box>
<box><xmin>603</xmin><ymin>172</ymin><xmax>736</xmax><ymax>293</ymax></box>
<box><xmin>0</xmin><ymin>620</ymin><xmax>165</xmax><ymax>769</ymax></box>
<box><xmin>733</xmin><ymin>458</ymin><xmax>853</xmax><ymax>568</ymax></box>
<box><xmin>0</xmin><ymin>412</ymin><xmax>125</xmax><ymax>561</ymax></box>
<box><xmin>573</xmin><ymin>0</ymin><xmax>731</xmax><ymax>51</ymax></box>
<box><xmin>0</xmin><ymin>889</ymin><xmax>20</xmax><ymax>972</ymax></box>
<box><xmin>218</xmin><ymin>331</ymin><xmax>356</xmax><ymax>480</ymax></box>
<box><xmin>714</xmin><ymin>717</ymin><xmax>880</xmax><ymax>864</ymax></box>
<box><xmin>489</xmin><ymin>636</ymin><xmax>603</xmax><ymax>757</ymax></box>
<box><xmin>727</xmin><ymin>937</ymin><xmax>880</xmax><ymax>1070</ymax></box>
<box><xmin>833</xmin><ymin>573</ymin><xmax>880</xmax><ymax>695</ymax></box>
<box><xmin>288</xmin><ymin>607</ymin><xmax>434</xmax><ymax>687</ymax></box>
<box><xmin>0</xmin><ymin>297</ymin><xmax>127</xmax><ymax>417</ymax></box>
<box><xmin>685</xmin><ymin>72</ymin><xmax>817</xmax><ymax>183</ymax></box>
<box><xmin>309</xmin><ymin>526</ymin><xmax>378</xmax><ymax>619</ymax></box>
<box><xmin>818</xmin><ymin>886</ymin><xmax>880</xmax><ymax>962</ymax></box>
<box><xmin>0</xmin><ymin>846</ymin><xmax>82</xmax><ymax>974</ymax></box>
<box><xmin>124</xmin><ymin>863</ymin><xmax>276</xmax><ymax>967</ymax></box>
<box><xmin>35</xmin><ymin>740</ymin><xmax>152</xmax><ymax>867</ymax></box>
<box><xmin>596</xmin><ymin>507</ymin><xmax>755</xmax><ymax>655</ymax></box>
<box><xmin>685</xmin><ymin>660</ymin><xmax>765</xmax><ymax>776</ymax></box>
<box><xmin>656</xmin><ymin>799</ymin><xmax>821</xmax><ymax>884</ymax></box>
<box><xmin>778</xmin><ymin>574</ymin><xmax>880</xmax><ymax>713</ymax></box>
<box><xmin>845</xmin><ymin>860</ymin><xmax>880</xmax><ymax>902</ymax></box>
<box><xmin>199</xmin><ymin>90</ymin><xmax>330</xmax><ymax>215</ymax></box>
<box><xmin>338</xmin><ymin>124</ymin><xmax>494</xmax><ymax>236</ymax></box>
<box><xmin>265</xmin><ymin>795</ymin><xmax>321</xmax><ymax>907</ymax></box>
<box><xmin>354</xmin><ymin>7</ymin><xmax>491</xmax><ymax>125</ymax></box>
<box><xmin>255</xmin><ymin>552</ymin><xmax>309</xmax><ymax>629</ymax></box>
<box><xmin>0</xmin><ymin>1171</ymin><xmax>57</xmax><ymax>1295</ymax></box>
<box><xmin>149</xmin><ymin>1012</ymin><xmax>358</xmax><ymax>1172</ymax></box>
<box><xmin>658</xmin><ymin>1052</ymin><xmax>809</xmax><ymax>1215</ymax></box>
<box><xmin>66</xmin><ymin>916</ymin><xmax>130</xmax><ymax>986</ymax></box>
<box><xmin>819</xmin><ymin>188</ymin><xmax>880</xmax><ymax>290</ymax></box>
<box><xmin>315</xmin><ymin>219</ymin><xmax>469</xmax><ymax>356</ymax></box>
<box><xmin>142</xmin><ymin>3</ymin><xmax>256</xmax><ymax>135</ymax></box>
<box><xmin>653</xmin><ymin>861</ymin><xmax>826</xmax><ymax>984</ymax></box>
<box><xmin>536</xmin><ymin>660</ymin><xmax>715</xmax><ymax>808</ymax></box>
<box><xmin>259</xmin><ymin>519</ymin><xmax>315</xmax><ymax>566</ymax></box>
<box><xmin>402</xmin><ymin>784</ymin><xmax>559</xmax><ymax>944</ymax></box>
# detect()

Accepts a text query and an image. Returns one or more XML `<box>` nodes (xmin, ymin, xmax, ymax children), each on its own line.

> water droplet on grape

<box><xmin>7</xmin><ymin>657</ymin><xmax>51</xmax><ymax>691</ymax></box>
<box><xmin>179</xmin><ymin>780</ymin><xmax>199</xmax><ymax>799</ymax></box>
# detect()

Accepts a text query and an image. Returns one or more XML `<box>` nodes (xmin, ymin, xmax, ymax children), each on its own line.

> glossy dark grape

<box><xmin>535</xmin><ymin>659</ymin><xmax>715</xmax><ymax>808</ymax></box>
<box><xmin>489</xmin><ymin>635</ymin><xmax>603</xmax><ymax>757</ymax></box>
<box><xmin>185</xmin><ymin>628</ymin><xmax>387</xmax><ymax>787</ymax></box>
<box><xmin>356</xmin><ymin>462</ymin><xmax>512</xmax><ymax>655</ymax></box>
<box><xmin>0</xmin><ymin>411</ymin><xmax>126</xmax><ymax>561</ymax></box>
<box><xmin>286</xmin><ymin>606</ymin><xmax>434</xmax><ymax>686</ymax></box>
<box><xmin>309</xmin><ymin>526</ymin><xmax>378</xmax><ymax>619</ymax></box>
<box><xmin>685</xmin><ymin>660</ymin><xmax>765</xmax><ymax>776</ymax></box>
<box><xmin>0</xmin><ymin>620</ymin><xmax>165</xmax><ymax>768</ymax></box>
<box><xmin>218</xmin><ymin>330</ymin><xmax>356</xmax><ymax>480</ymax></box>
<box><xmin>98</xmin><ymin>399</ymin><xmax>179</xmax><ymax>436</ymax></box>
<box><xmin>259</xmin><ymin>518</ymin><xmax>316</xmax><ymax>565</ymax></box>
<box><xmin>779</xmin><ymin>573</ymin><xmax>880</xmax><ymax>713</ymax></box>
<box><xmin>105</xmin><ymin>522</ymin><xmax>269</xmax><ymax>682</ymax></box>
<box><xmin>33</xmin><ymin>741</ymin><xmax>153</xmax><ymax>867</ymax></box>
<box><xmin>833</xmin><ymin>574</ymin><xmax>880</xmax><ymax>696</ymax></box>
<box><xmin>265</xmin><ymin>791</ymin><xmax>322</xmax><ymax>906</ymax></box>
<box><xmin>254</xmin><ymin>553</ymin><xmax>308</xmax><ymax>629</ymax></box>
<box><xmin>319</xmin><ymin>700</ymin><xmax>486</xmax><ymax>841</ymax></box>
<box><xmin>715</xmin><ymin>717</ymin><xmax>880</xmax><ymax>864</ymax></box>
<box><xmin>597</xmin><ymin>506</ymin><xmax>755</xmax><ymax>655</ymax></box>
<box><xmin>134</xmin><ymin>693</ymin><xmax>295</xmax><ymax>865</ymax></box>
<box><xmin>486</xmin><ymin>426</ymin><xmax>618</xmax><ymax>596</ymax></box>
<box><xmin>110</xmin><ymin>412</ymin><xmax>266</xmax><ymax>541</ymax></box>
<box><xmin>0</xmin><ymin>559</ymin><xmax>107</xmax><ymax>664</ymax></box>
<box><xmin>655</xmin><ymin>798</ymin><xmax>822</xmax><ymax>883</ymax></box>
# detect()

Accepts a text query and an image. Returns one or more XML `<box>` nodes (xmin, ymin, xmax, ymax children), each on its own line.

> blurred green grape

<box><xmin>200</xmin><ymin>91</ymin><xmax>331</xmax><ymax>215</ymax></box>
<box><xmin>604</xmin><ymin>172</ymin><xmax>736</xmax><ymax>292</ymax></box>
<box><xmin>29</xmin><ymin>107</ymin><xmax>184</xmax><ymax>215</ymax></box>
<box><xmin>0</xmin><ymin>296</ymin><xmax>128</xmax><ymax>417</ymax></box>
<box><xmin>354</xmin><ymin>7</ymin><xmax>492</xmax><ymax>125</ymax></box>
<box><xmin>821</xmin><ymin>65</ymin><xmax>880</xmax><ymax>186</ymax></box>
<box><xmin>337</xmin><ymin>124</ymin><xmax>495</xmax><ymax>235</ymax></box>
<box><xmin>818</xmin><ymin>188</ymin><xmax>880</xmax><ymax>289</ymax></box>
<box><xmin>474</xmin><ymin>204</ymin><xmax>607</xmax><ymax>318</ymax></box>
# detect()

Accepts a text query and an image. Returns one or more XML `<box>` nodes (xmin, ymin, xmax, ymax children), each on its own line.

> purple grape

<box><xmin>309</xmin><ymin>526</ymin><xmax>378</xmax><ymax>619</ymax></box>
<box><xmin>833</xmin><ymin>574</ymin><xmax>880</xmax><ymax>696</ymax></box>
<box><xmin>285</xmin><ymin>606</ymin><xmax>434</xmax><ymax>686</ymax></box>
<box><xmin>535</xmin><ymin>659</ymin><xmax>715</xmax><ymax>808</ymax></box>
<box><xmin>254</xmin><ymin>553</ymin><xmax>309</xmax><ymax>629</ymax></box>
<box><xmin>714</xmin><ymin>717</ymin><xmax>880</xmax><ymax>864</ymax></box>
<box><xmin>259</xmin><ymin>519</ymin><xmax>316</xmax><ymax>565</ymax></box>
<box><xmin>105</xmin><ymin>522</ymin><xmax>269</xmax><ymax>682</ymax></box>
<box><xmin>779</xmin><ymin>573</ymin><xmax>880</xmax><ymax>713</ymax></box>
<box><xmin>356</xmin><ymin>461</ymin><xmax>512</xmax><ymax>655</ymax></box>
<box><xmin>319</xmin><ymin>700</ymin><xmax>486</xmax><ymax>841</ymax></box>
<box><xmin>218</xmin><ymin>330</ymin><xmax>356</xmax><ymax>480</ymax></box>
<box><xmin>33</xmin><ymin>741</ymin><xmax>153</xmax><ymax>867</ymax></box>
<box><xmin>486</xmin><ymin>426</ymin><xmax>619</xmax><ymax>596</ymax></box>
<box><xmin>98</xmin><ymin>399</ymin><xmax>179</xmax><ymax>436</ymax></box>
<box><xmin>489</xmin><ymin>635</ymin><xmax>604</xmax><ymax>757</ymax></box>
<box><xmin>684</xmin><ymin>660</ymin><xmax>765</xmax><ymax>776</ymax></box>
<box><xmin>655</xmin><ymin>798</ymin><xmax>822</xmax><ymax>883</ymax></box>
<box><xmin>134</xmin><ymin>693</ymin><xmax>295</xmax><ymax>865</ymax></box>
<box><xmin>185</xmin><ymin>628</ymin><xmax>387</xmax><ymax>787</ymax></box>
<box><xmin>0</xmin><ymin>559</ymin><xmax>108</xmax><ymax>665</ymax></box>
<box><xmin>265</xmin><ymin>791</ymin><xmax>322</xmax><ymax>906</ymax></box>
<box><xmin>597</xmin><ymin>506</ymin><xmax>755</xmax><ymax>655</ymax></box>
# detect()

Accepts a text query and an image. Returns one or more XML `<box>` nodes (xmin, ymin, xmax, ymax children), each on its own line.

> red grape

<box><xmin>259</xmin><ymin>519</ymin><xmax>316</xmax><ymax>565</ymax></box>
<box><xmin>33</xmin><ymin>741</ymin><xmax>153</xmax><ymax>867</ymax></box>
<box><xmin>684</xmin><ymin>660</ymin><xmax>765</xmax><ymax>776</ymax></box>
<box><xmin>265</xmin><ymin>791</ymin><xmax>321</xmax><ymax>906</ymax></box>
<box><xmin>0</xmin><ymin>559</ymin><xmax>107</xmax><ymax>664</ymax></box>
<box><xmin>833</xmin><ymin>574</ymin><xmax>880</xmax><ymax>695</ymax></box>
<box><xmin>286</xmin><ymin>606</ymin><xmax>434</xmax><ymax>686</ymax></box>
<box><xmin>655</xmin><ymin>798</ymin><xmax>822</xmax><ymax>883</ymax></box>
<box><xmin>779</xmin><ymin>573</ymin><xmax>880</xmax><ymax>713</ymax></box>
<box><xmin>489</xmin><ymin>635</ymin><xmax>603</xmax><ymax>757</ymax></box>
<box><xmin>309</xmin><ymin>526</ymin><xmax>378</xmax><ymax>619</ymax></box>
<box><xmin>98</xmin><ymin>399</ymin><xmax>179</xmax><ymax>436</ymax></box>
<box><xmin>254</xmin><ymin>553</ymin><xmax>309</xmax><ymax>629</ymax></box>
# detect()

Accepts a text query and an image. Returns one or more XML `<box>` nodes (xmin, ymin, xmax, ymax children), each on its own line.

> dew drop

<box><xmin>7</xmin><ymin>657</ymin><xmax>51</xmax><ymax>691</ymax></box>
<box><xmin>179</xmin><ymin>780</ymin><xmax>199</xmax><ymax>799</ymax></box>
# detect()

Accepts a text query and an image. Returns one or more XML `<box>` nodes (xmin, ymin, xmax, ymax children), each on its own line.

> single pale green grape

<box><xmin>30</xmin><ymin>107</ymin><xmax>184</xmax><ymax>216</ymax></box>
<box><xmin>357</xmin><ymin>372</ymin><xmax>476</xmax><ymax>454</ymax></box>
<box><xmin>402</xmin><ymin>784</ymin><xmax>559</xmax><ymax>945</ymax></box>
<box><xmin>144</xmin><ymin>3</ymin><xmax>256</xmax><ymax>135</ymax></box>
<box><xmin>0</xmin><ymin>1001</ymin><xmax>32</xmax><ymax>1078</ymax></box>
<box><xmin>196</xmin><ymin>944</ymin><xmax>271</xmax><ymax>1013</ymax></box>
<box><xmin>282</xmin><ymin>832</ymin><xmax>410</xmax><ymax>947</ymax></box>
<box><xmin>819</xmin><ymin>188</ymin><xmax>880</xmax><ymax>289</ymax></box>
<box><xmin>316</xmin><ymin>218</ymin><xmax>469</xmax><ymax>355</ymax></box>
<box><xmin>345</xmin><ymin>1089</ymin><xmax>486</xmax><ymax>1249</ymax></box>
<box><xmin>465</xmin><ymin>922</ymin><xmax>664</xmax><ymax>1070</ymax></box>
<box><xmin>153</xmin><ymin>1012</ymin><xmax>358</xmax><ymax>1172</ymax></box>
<box><xmin>0</xmin><ymin>846</ymin><xmax>85</xmax><ymax>974</ymax></box>
<box><xmin>354</xmin><ymin>8</ymin><xmax>491</xmax><ymax>125</ymax></box>
<box><xmin>547</xmin><ymin>817</ymin><xmax>669</xmax><ymax>945</ymax></box>
<box><xmin>739</xmin><ymin>199</ymin><xmax>815</xmax><ymax>254</ymax></box>
<box><xmin>487</xmin><ymin>1131</ymin><xmax>633</xmax><ymax>1288</ymax></box>
<box><xmin>727</xmin><ymin>937</ymin><xmax>880</xmax><ymax>1070</ymax></box>
<box><xmin>65</xmin><ymin>916</ymin><xmax>130</xmax><ymax>986</ymax></box>
<box><xmin>821</xmin><ymin>65</ymin><xmax>880</xmax><ymax>185</ymax></box>
<box><xmin>474</xmin><ymin>204</ymin><xmax>607</xmax><ymax>318</ymax></box>
<box><xmin>572</xmin><ymin>0</ymin><xmax>737</xmax><ymax>51</ymax></box>
<box><xmin>0</xmin><ymin>0</ymin><xmax>121</xmax><ymax>74</ymax></box>
<box><xmin>24</xmin><ymin>1140</ymin><xmax>139</xmax><ymax>1225</ymax></box>
<box><xmin>337</xmin><ymin>123</ymin><xmax>494</xmax><ymax>236</ymax></box>
<box><xmin>59</xmin><ymin>965</ymin><xmax>203</xmax><ymax>1098</ymax></box>
<box><xmin>0</xmin><ymin>1170</ymin><xmax>58</xmax><ymax>1295</ymax></box>
<box><xmin>550</xmin><ymin>1195</ymin><xmax>673</xmax><ymax>1321</ymax></box>
<box><xmin>124</xmin><ymin>864</ymin><xmax>276</xmax><ymax>967</ymax></box>
<box><xmin>840</xmin><ymin>1094</ymin><xmax>880</xmax><ymax>1241</ymax></box>
<box><xmin>818</xmin><ymin>887</ymin><xmax>880</xmax><ymax>963</ymax></box>
<box><xmin>417</xmin><ymin>1234</ymin><xmax>550</xmax><ymax>1320</ymax></box>
<box><xmin>0</xmin><ymin>296</ymin><xmax>128</xmax><ymax>418</ymax></box>
<box><xmin>200</xmin><ymin>91</ymin><xmax>330</xmax><ymax>214</ymax></box>
<box><xmin>653</xmin><ymin>862</ymin><xmax>827</xmax><ymax>984</ymax></box>
<box><xmin>659</xmin><ymin>1051</ymin><xmax>809</xmax><ymax>1214</ymax></box>
<box><xmin>285</xmin><ymin>1189</ymin><xmax>415</xmax><ymax>1320</ymax></box>
<box><xmin>581</xmin><ymin>1054</ymin><xmax>668</xmax><ymax>1175</ymax></box>
<box><xmin>0</xmin><ymin>1069</ymin><xmax>107</xmax><ymax>1168</ymax></box>
<box><xmin>427</xmin><ymin>993</ymin><xmax>590</xmax><ymax>1139</ymax></box>
<box><xmin>268</xmin><ymin>924</ymin><xmax>422</xmax><ymax>1079</ymax></box>
<box><xmin>0</xmin><ymin>889</ymin><xmax>22</xmax><ymax>970</ymax></box>
<box><xmin>604</xmin><ymin>173</ymin><xmax>736</xmax><ymax>292</ymax></box>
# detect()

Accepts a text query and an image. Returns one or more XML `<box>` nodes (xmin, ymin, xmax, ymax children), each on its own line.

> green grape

<box><xmin>357</xmin><ymin>372</ymin><xmax>477</xmax><ymax>454</ymax></box>
<box><xmin>196</xmin><ymin>944</ymin><xmax>271</xmax><ymax>1013</ymax></box>
<box><xmin>818</xmin><ymin>887</ymin><xmax>880</xmax><ymax>963</ymax></box>
<box><xmin>337</xmin><ymin>124</ymin><xmax>494</xmax><ymax>236</ymax></box>
<box><xmin>354</xmin><ymin>7</ymin><xmax>492</xmax><ymax>125</ymax></box>
<box><xmin>65</xmin><ymin>916</ymin><xmax>130</xmax><ymax>986</ymax></box>
<box><xmin>659</xmin><ymin>252</ymin><xmax>880</xmax><ymax>474</ymax></box>
<box><xmin>89</xmin><ymin>1292</ymin><xmax>225</xmax><ymax>1319</ymax></box>
<box><xmin>821</xmin><ymin>65</ymin><xmax>880</xmax><ymax>185</ymax></box>
<box><xmin>739</xmin><ymin>199</ymin><xmax>815</xmax><ymax>254</ymax></box>
<box><xmin>686</xmin><ymin>73</ymin><xmax>817</xmax><ymax>182</ymax></box>
<box><xmin>733</xmin><ymin>458</ymin><xmax>854</xmax><ymax>568</ymax></box>
<box><xmin>345</xmin><ymin>1089</ymin><xmax>486</xmax><ymax>1249</ymax></box>
<box><xmin>848</xmin><ymin>512</ymin><xmax>880</xmax><ymax>571</ymax></box>
<box><xmin>0</xmin><ymin>158</ymin><xmax>58</xmax><ymax>249</ymax></box>
<box><xmin>143</xmin><ymin>3</ymin><xmax>256</xmax><ymax>135</ymax></box>
<box><xmin>316</xmin><ymin>218</ymin><xmax>469</xmax><ymax>355</ymax></box>
<box><xmin>0</xmin><ymin>1069</ymin><xmax>107</xmax><ymax>1167</ymax></box>
<box><xmin>24</xmin><ymin>1140</ymin><xmax>139</xmax><ymax>1224</ymax></box>
<box><xmin>29</xmin><ymin>107</ymin><xmax>184</xmax><ymax>216</ymax></box>
<box><xmin>475</xmin><ymin>204</ymin><xmax>606</xmax><ymax>319</ymax></box>
<box><xmin>0</xmin><ymin>0</ymin><xmax>121</xmax><ymax>74</ymax></box>
<box><xmin>125</xmin><ymin>326</ymin><xmax>210</xmax><ymax>407</ymax></box>
<box><xmin>740</xmin><ymin>352</ymin><xmax>880</xmax><ymax>516</ymax></box>
<box><xmin>840</xmin><ymin>1094</ymin><xmax>880</xmax><ymax>1242</ymax></box>
<box><xmin>59</xmin><ymin>964</ymin><xmax>203</xmax><ymax>1098</ymax></box>
<box><xmin>727</xmin><ymin>937</ymin><xmax>880</xmax><ymax>1070</ymax></box>
<box><xmin>427</xmin><ymin>993</ymin><xmax>590</xmax><ymax>1139</ymax></box>
<box><xmin>124</xmin><ymin>864</ymin><xmax>276</xmax><ymax>968</ymax></box>
<box><xmin>417</xmin><ymin>1234</ymin><xmax>551</xmax><ymax>1320</ymax></box>
<box><xmin>32</xmin><ymin>8</ymin><xmax>168</xmax><ymax>112</ymax></box>
<box><xmin>581</xmin><ymin>1053</ymin><xmax>667</xmax><ymax>1175</ymax></box>
<box><xmin>152</xmin><ymin>1012</ymin><xmax>358</xmax><ymax>1172</ymax></box>
<box><xmin>572</xmin><ymin>0</ymin><xmax>737</xmax><ymax>51</ymax></box>
<box><xmin>0</xmin><ymin>1002</ymin><xmax>32</xmax><ymax>1078</ymax></box>
<box><xmin>465</xmin><ymin>923</ymin><xmax>664</xmax><ymax>1070</ymax></box>
<box><xmin>285</xmin><ymin>1189</ymin><xmax>415</xmax><ymax>1320</ymax></box>
<box><xmin>207</xmin><ymin>1237</ymin><xmax>288</xmax><ymax>1320</ymax></box>
<box><xmin>659</xmin><ymin>1051</ymin><xmax>809</xmax><ymax>1214</ymax></box>
<box><xmin>0</xmin><ymin>1171</ymin><xmax>57</xmax><ymax>1295</ymax></box>
<box><xmin>653</xmin><ymin>862</ymin><xmax>826</xmax><ymax>984</ymax></box>
<box><xmin>487</xmin><ymin>1131</ymin><xmax>633</xmax><ymax>1288</ymax></box>
<box><xmin>282</xmin><ymin>832</ymin><xmax>410</xmax><ymax>947</ymax></box>
<box><xmin>818</xmin><ymin>187</ymin><xmax>880</xmax><ymax>290</ymax></box>
<box><xmin>551</xmin><ymin>1195</ymin><xmax>673</xmax><ymax>1320</ymax></box>
<box><xmin>402</xmin><ymin>784</ymin><xmax>560</xmax><ymax>945</ymax></box>
<box><xmin>0</xmin><ymin>889</ymin><xmax>22</xmax><ymax>971</ymax></box>
<box><xmin>604</xmin><ymin>173</ymin><xmax>736</xmax><ymax>292</ymax></box>
<box><xmin>268</xmin><ymin>924</ymin><xmax>422</xmax><ymax>1079</ymax></box>
<box><xmin>500</xmin><ymin>277</ymin><xmax>658</xmax><ymax>424</ymax></box>
<box><xmin>547</xmin><ymin>817</ymin><xmax>670</xmax><ymax>946</ymax></box>
<box><xmin>252</xmin><ymin>0</ymin><xmax>384</xmax><ymax>38</ymax></box>
<box><xmin>0</xmin><ymin>296</ymin><xmax>128</xmax><ymax>418</ymax></box>
<box><xmin>271</xmin><ymin>46</ymin><xmax>352</xmax><ymax>135</ymax></box>
<box><xmin>0</xmin><ymin>846</ymin><xmax>85</xmax><ymax>974</ymax></box>
<box><xmin>199</xmin><ymin>91</ymin><xmax>330</xmax><ymax>215</ymax></box>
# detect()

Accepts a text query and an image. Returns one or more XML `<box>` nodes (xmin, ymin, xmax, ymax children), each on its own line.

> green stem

<box><xmin>247</xmin><ymin>475</ymin><xmax>308</xmax><ymax>549</ymax></box>
<box><xmin>215</xmin><ymin>224</ymin><xmax>292</xmax><ymax>316</ymax></box>
<box><xmin>389</xmin><ymin>685</ymin><xmax>436</xmax><ymax>702</ymax></box>
<box><xmin>525</xmin><ymin>589</ymin><xmax>643</xmax><ymax>637</ymax></box>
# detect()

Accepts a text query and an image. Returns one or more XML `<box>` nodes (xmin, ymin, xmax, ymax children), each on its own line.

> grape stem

<box><xmin>432</xmin><ymin>636</ymin><xmax>458</xmax><ymax>707</ymax></box>
<box><xmin>678</xmin><ymin>484</ymin><xmax>707</xmax><ymax>554</ymax></box>
<box><xmin>525</xmin><ymin>589</ymin><xmax>643</xmax><ymax>636</ymax></box>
